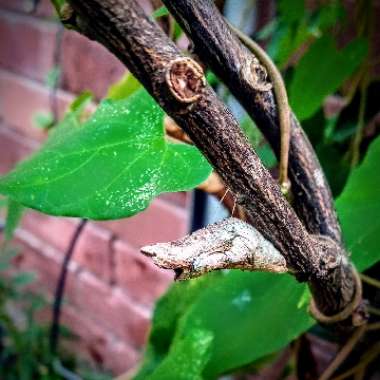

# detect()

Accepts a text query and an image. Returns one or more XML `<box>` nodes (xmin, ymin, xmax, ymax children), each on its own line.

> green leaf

<box><xmin>289</xmin><ymin>36</ymin><xmax>368</xmax><ymax>120</ymax></box>
<box><xmin>257</xmin><ymin>144</ymin><xmax>277</xmax><ymax>168</ymax></box>
<box><xmin>50</xmin><ymin>0</ymin><xmax>67</xmax><ymax>14</ymax></box>
<box><xmin>336</xmin><ymin>135</ymin><xmax>380</xmax><ymax>271</ymax></box>
<box><xmin>4</xmin><ymin>198</ymin><xmax>24</xmax><ymax>242</ymax></box>
<box><xmin>147</xmin><ymin>329</ymin><xmax>213</xmax><ymax>380</ymax></box>
<box><xmin>33</xmin><ymin>112</ymin><xmax>54</xmax><ymax>130</ymax></box>
<box><xmin>0</xmin><ymin>89</ymin><xmax>212</xmax><ymax>220</ymax></box>
<box><xmin>278</xmin><ymin>0</ymin><xmax>305</xmax><ymax>23</ymax></box>
<box><xmin>107</xmin><ymin>72</ymin><xmax>141</xmax><ymax>100</ymax></box>
<box><xmin>134</xmin><ymin>277</ymin><xmax>211</xmax><ymax>379</ymax></box>
<box><xmin>136</xmin><ymin>272</ymin><xmax>313</xmax><ymax>379</ymax></box>
<box><xmin>152</xmin><ymin>6</ymin><xmax>170</xmax><ymax>19</ymax></box>
<box><xmin>11</xmin><ymin>272</ymin><xmax>36</xmax><ymax>287</ymax></box>
<box><xmin>69</xmin><ymin>90</ymin><xmax>93</xmax><ymax>112</ymax></box>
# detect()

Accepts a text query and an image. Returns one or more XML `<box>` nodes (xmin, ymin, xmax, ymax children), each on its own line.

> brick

<box><xmin>107</xmin><ymin>287</ymin><xmax>151</xmax><ymax>348</ymax></box>
<box><xmin>0</xmin><ymin>69</ymin><xmax>74</xmax><ymax>141</ymax></box>
<box><xmin>62</xmin><ymin>306</ymin><xmax>140</xmax><ymax>374</ymax></box>
<box><xmin>21</xmin><ymin>209</ymin><xmax>80</xmax><ymax>253</ymax></box>
<box><xmin>0</xmin><ymin>10</ymin><xmax>58</xmax><ymax>82</ymax></box>
<box><xmin>60</xmin><ymin>31</ymin><xmax>125</xmax><ymax>100</ymax></box>
<box><xmin>73</xmin><ymin>222</ymin><xmax>113</xmax><ymax>282</ymax></box>
<box><xmin>158</xmin><ymin>191</ymin><xmax>189</xmax><ymax>208</ymax></box>
<box><xmin>20</xmin><ymin>214</ymin><xmax>115</xmax><ymax>284</ymax></box>
<box><xmin>0</xmin><ymin>124</ymin><xmax>37</xmax><ymax>174</ymax></box>
<box><xmin>72</xmin><ymin>271</ymin><xmax>151</xmax><ymax>348</ymax></box>
<box><xmin>12</xmin><ymin>228</ymin><xmax>79</xmax><ymax>299</ymax></box>
<box><xmin>113</xmin><ymin>239</ymin><xmax>172</xmax><ymax>306</ymax></box>
<box><xmin>97</xmin><ymin>198</ymin><xmax>189</xmax><ymax>248</ymax></box>
<box><xmin>0</xmin><ymin>0</ymin><xmax>54</xmax><ymax>17</ymax></box>
<box><xmin>0</xmin><ymin>11</ymin><xmax>124</xmax><ymax>99</ymax></box>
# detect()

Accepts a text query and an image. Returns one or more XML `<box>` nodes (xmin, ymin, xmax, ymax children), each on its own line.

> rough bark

<box><xmin>163</xmin><ymin>0</ymin><xmax>342</xmax><ymax>245</ymax></box>
<box><xmin>65</xmin><ymin>0</ymin><xmax>360</xmax><ymax>323</ymax></box>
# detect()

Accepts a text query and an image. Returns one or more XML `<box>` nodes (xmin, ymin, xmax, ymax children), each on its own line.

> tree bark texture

<box><xmin>163</xmin><ymin>0</ymin><xmax>342</xmax><ymax>245</ymax></box>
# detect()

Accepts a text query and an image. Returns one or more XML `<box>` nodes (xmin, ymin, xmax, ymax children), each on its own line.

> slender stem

<box><xmin>49</xmin><ymin>219</ymin><xmax>87</xmax><ymax>354</ymax></box>
<box><xmin>227</xmin><ymin>23</ymin><xmax>291</xmax><ymax>193</ymax></box>
<box><xmin>319</xmin><ymin>325</ymin><xmax>367</xmax><ymax>380</ymax></box>
<box><xmin>366</xmin><ymin>322</ymin><xmax>380</xmax><ymax>331</ymax></box>
<box><xmin>360</xmin><ymin>273</ymin><xmax>380</xmax><ymax>289</ymax></box>
<box><xmin>331</xmin><ymin>343</ymin><xmax>380</xmax><ymax>380</ymax></box>
<box><xmin>367</xmin><ymin>306</ymin><xmax>380</xmax><ymax>317</ymax></box>
<box><xmin>350</xmin><ymin>82</ymin><xmax>368</xmax><ymax>168</ymax></box>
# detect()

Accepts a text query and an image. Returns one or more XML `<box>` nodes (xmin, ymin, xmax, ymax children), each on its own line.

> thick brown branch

<box><xmin>68</xmin><ymin>0</ymin><xmax>315</xmax><ymax>273</ymax></box>
<box><xmin>67</xmin><ymin>0</ymin><xmax>360</xmax><ymax>321</ymax></box>
<box><xmin>163</xmin><ymin>0</ymin><xmax>342</xmax><ymax>245</ymax></box>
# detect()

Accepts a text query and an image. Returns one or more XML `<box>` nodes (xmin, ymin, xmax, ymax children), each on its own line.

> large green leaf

<box><xmin>135</xmin><ymin>272</ymin><xmax>313</xmax><ymax>380</ymax></box>
<box><xmin>289</xmin><ymin>36</ymin><xmax>368</xmax><ymax>120</ymax></box>
<box><xmin>0</xmin><ymin>90</ymin><xmax>211</xmax><ymax>220</ymax></box>
<box><xmin>182</xmin><ymin>272</ymin><xmax>312</xmax><ymax>378</ymax></box>
<box><xmin>336</xmin><ymin>135</ymin><xmax>380</xmax><ymax>271</ymax></box>
<box><xmin>134</xmin><ymin>277</ymin><xmax>212</xmax><ymax>380</ymax></box>
<box><xmin>148</xmin><ymin>329</ymin><xmax>213</xmax><ymax>380</ymax></box>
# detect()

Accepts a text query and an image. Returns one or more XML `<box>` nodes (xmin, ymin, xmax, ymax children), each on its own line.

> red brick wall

<box><xmin>0</xmin><ymin>0</ymin><xmax>188</xmax><ymax>374</ymax></box>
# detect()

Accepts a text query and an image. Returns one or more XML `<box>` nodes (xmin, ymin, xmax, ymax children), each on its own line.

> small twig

<box><xmin>331</xmin><ymin>343</ymin><xmax>380</xmax><ymax>380</ymax></box>
<box><xmin>318</xmin><ymin>325</ymin><xmax>367</xmax><ymax>380</ymax></box>
<box><xmin>49</xmin><ymin>219</ymin><xmax>87</xmax><ymax>353</ymax></box>
<box><xmin>141</xmin><ymin>217</ymin><xmax>288</xmax><ymax>280</ymax></box>
<box><xmin>367</xmin><ymin>305</ymin><xmax>380</xmax><ymax>317</ymax></box>
<box><xmin>360</xmin><ymin>273</ymin><xmax>380</xmax><ymax>289</ymax></box>
<box><xmin>366</xmin><ymin>322</ymin><xmax>380</xmax><ymax>331</ymax></box>
<box><xmin>350</xmin><ymin>81</ymin><xmax>368</xmax><ymax>168</ymax></box>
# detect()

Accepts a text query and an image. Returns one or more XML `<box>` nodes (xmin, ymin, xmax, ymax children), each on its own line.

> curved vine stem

<box><xmin>319</xmin><ymin>325</ymin><xmax>367</xmax><ymax>380</ymax></box>
<box><xmin>331</xmin><ymin>343</ymin><xmax>380</xmax><ymax>380</ymax></box>
<box><xmin>360</xmin><ymin>273</ymin><xmax>380</xmax><ymax>288</ymax></box>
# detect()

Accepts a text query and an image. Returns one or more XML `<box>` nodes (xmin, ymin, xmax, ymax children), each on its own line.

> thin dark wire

<box><xmin>49</xmin><ymin>219</ymin><xmax>87</xmax><ymax>354</ymax></box>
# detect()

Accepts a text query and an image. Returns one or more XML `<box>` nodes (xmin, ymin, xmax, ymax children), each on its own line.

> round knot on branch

<box><xmin>166</xmin><ymin>57</ymin><xmax>206</xmax><ymax>103</ymax></box>
<box><xmin>241</xmin><ymin>59</ymin><xmax>272</xmax><ymax>92</ymax></box>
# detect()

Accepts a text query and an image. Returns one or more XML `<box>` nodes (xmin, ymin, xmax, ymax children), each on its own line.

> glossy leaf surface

<box><xmin>0</xmin><ymin>90</ymin><xmax>211</xmax><ymax>220</ymax></box>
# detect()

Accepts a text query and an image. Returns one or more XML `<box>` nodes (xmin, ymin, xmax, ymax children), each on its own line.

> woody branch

<box><xmin>65</xmin><ymin>0</ymin><xmax>361</xmax><ymax>325</ymax></box>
